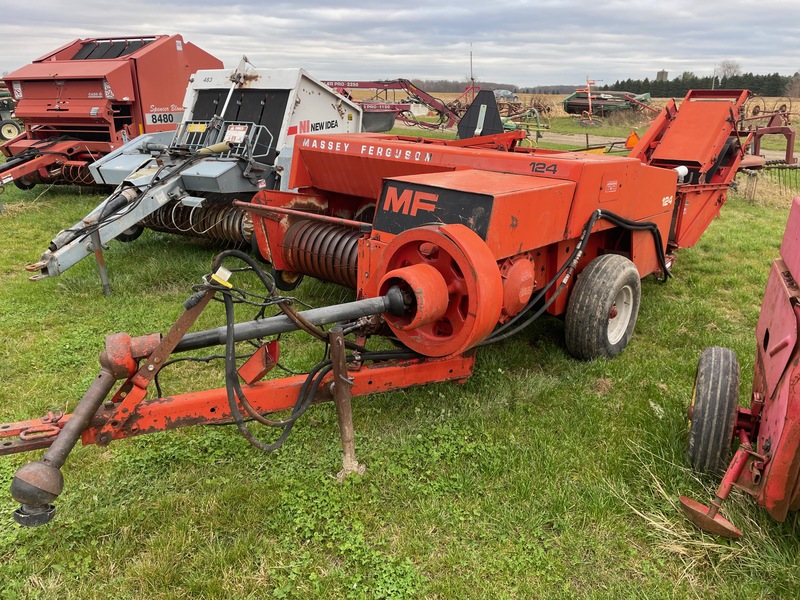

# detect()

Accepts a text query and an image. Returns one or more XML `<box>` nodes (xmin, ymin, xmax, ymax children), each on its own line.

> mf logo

<box><xmin>383</xmin><ymin>186</ymin><xmax>438</xmax><ymax>216</ymax></box>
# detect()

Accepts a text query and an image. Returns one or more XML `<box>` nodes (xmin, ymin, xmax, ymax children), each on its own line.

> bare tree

<box><xmin>786</xmin><ymin>73</ymin><xmax>800</xmax><ymax>98</ymax></box>
<box><xmin>718</xmin><ymin>60</ymin><xmax>742</xmax><ymax>79</ymax></box>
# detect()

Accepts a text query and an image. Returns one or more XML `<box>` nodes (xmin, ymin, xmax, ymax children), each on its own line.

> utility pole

<box><xmin>470</xmin><ymin>44</ymin><xmax>475</xmax><ymax>88</ymax></box>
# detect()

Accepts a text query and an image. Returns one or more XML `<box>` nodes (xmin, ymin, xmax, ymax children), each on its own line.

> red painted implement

<box><xmin>681</xmin><ymin>195</ymin><xmax>800</xmax><ymax>539</ymax></box>
<box><xmin>0</xmin><ymin>35</ymin><xmax>221</xmax><ymax>189</ymax></box>
<box><xmin>0</xmin><ymin>90</ymin><xmax>754</xmax><ymax>526</ymax></box>
<box><xmin>321</xmin><ymin>79</ymin><xmax>467</xmax><ymax>132</ymax></box>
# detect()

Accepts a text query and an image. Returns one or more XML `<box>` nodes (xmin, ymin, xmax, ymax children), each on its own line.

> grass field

<box><xmin>0</xmin><ymin>156</ymin><xmax>799</xmax><ymax>597</ymax></box>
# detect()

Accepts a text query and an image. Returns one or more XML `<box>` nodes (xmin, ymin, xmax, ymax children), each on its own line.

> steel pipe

<box><xmin>175</xmin><ymin>289</ymin><xmax>404</xmax><ymax>353</ymax></box>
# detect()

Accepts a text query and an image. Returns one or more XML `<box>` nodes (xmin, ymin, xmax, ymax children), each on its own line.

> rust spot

<box><xmin>781</xmin><ymin>270</ymin><xmax>798</xmax><ymax>291</ymax></box>
<box><xmin>240</xmin><ymin>73</ymin><xmax>261</xmax><ymax>85</ymax></box>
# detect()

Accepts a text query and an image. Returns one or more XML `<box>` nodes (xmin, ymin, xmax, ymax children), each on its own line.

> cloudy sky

<box><xmin>2</xmin><ymin>0</ymin><xmax>799</xmax><ymax>87</ymax></box>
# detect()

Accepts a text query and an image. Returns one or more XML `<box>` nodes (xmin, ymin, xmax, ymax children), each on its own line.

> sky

<box><xmin>2</xmin><ymin>0</ymin><xmax>799</xmax><ymax>88</ymax></box>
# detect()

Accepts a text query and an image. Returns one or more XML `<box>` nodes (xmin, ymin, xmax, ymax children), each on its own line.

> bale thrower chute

<box><xmin>1</xmin><ymin>89</ymin><xmax>753</xmax><ymax>526</ymax></box>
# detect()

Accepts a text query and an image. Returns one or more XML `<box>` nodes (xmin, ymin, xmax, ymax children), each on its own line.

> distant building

<box><xmin>656</xmin><ymin>70</ymin><xmax>669</xmax><ymax>82</ymax></box>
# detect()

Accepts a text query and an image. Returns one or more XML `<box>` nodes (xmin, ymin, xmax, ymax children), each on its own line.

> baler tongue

<box><xmin>678</xmin><ymin>495</ymin><xmax>742</xmax><ymax>539</ymax></box>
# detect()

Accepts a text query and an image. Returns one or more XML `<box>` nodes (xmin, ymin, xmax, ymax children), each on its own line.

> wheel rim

<box><xmin>607</xmin><ymin>284</ymin><xmax>634</xmax><ymax>345</ymax></box>
<box><xmin>1</xmin><ymin>122</ymin><xmax>19</xmax><ymax>139</ymax></box>
<box><xmin>374</xmin><ymin>225</ymin><xmax>502</xmax><ymax>357</ymax></box>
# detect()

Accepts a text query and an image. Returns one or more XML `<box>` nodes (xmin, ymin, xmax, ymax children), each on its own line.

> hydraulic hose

<box><xmin>209</xmin><ymin>249</ymin><xmax>416</xmax><ymax>451</ymax></box>
<box><xmin>480</xmin><ymin>208</ymin><xmax>670</xmax><ymax>346</ymax></box>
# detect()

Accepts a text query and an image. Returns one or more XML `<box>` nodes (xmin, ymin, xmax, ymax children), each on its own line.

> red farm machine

<box><xmin>680</xmin><ymin>196</ymin><xmax>800</xmax><ymax>539</ymax></box>
<box><xmin>1</xmin><ymin>90</ymin><xmax>756</xmax><ymax>526</ymax></box>
<box><xmin>0</xmin><ymin>35</ymin><xmax>221</xmax><ymax>189</ymax></box>
<box><xmin>321</xmin><ymin>79</ymin><xmax>470</xmax><ymax>133</ymax></box>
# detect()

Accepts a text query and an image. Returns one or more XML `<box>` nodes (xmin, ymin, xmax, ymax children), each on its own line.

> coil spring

<box><xmin>61</xmin><ymin>161</ymin><xmax>95</xmax><ymax>186</ymax></box>
<box><xmin>142</xmin><ymin>200</ymin><xmax>253</xmax><ymax>247</ymax></box>
<box><xmin>283</xmin><ymin>220</ymin><xmax>361</xmax><ymax>289</ymax></box>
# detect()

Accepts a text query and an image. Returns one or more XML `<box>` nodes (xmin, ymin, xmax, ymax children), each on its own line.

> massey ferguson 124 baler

<box><xmin>0</xmin><ymin>90</ymin><xmax>754</xmax><ymax>526</ymax></box>
<box><xmin>0</xmin><ymin>35</ymin><xmax>221</xmax><ymax>188</ymax></box>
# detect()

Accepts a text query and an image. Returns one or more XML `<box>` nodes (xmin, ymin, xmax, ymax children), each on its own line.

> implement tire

<box><xmin>117</xmin><ymin>225</ymin><xmax>144</xmax><ymax>243</ymax></box>
<box><xmin>687</xmin><ymin>347</ymin><xmax>740</xmax><ymax>473</ymax></box>
<box><xmin>564</xmin><ymin>254</ymin><xmax>641</xmax><ymax>360</ymax></box>
<box><xmin>0</xmin><ymin>119</ymin><xmax>21</xmax><ymax>141</ymax></box>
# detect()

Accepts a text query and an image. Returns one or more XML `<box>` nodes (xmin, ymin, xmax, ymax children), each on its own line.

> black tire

<box><xmin>686</xmin><ymin>347</ymin><xmax>740</xmax><ymax>473</ymax></box>
<box><xmin>14</xmin><ymin>177</ymin><xmax>35</xmax><ymax>191</ymax></box>
<box><xmin>272</xmin><ymin>268</ymin><xmax>304</xmax><ymax>292</ymax></box>
<box><xmin>0</xmin><ymin>119</ymin><xmax>21</xmax><ymax>141</ymax></box>
<box><xmin>564</xmin><ymin>254</ymin><xmax>641</xmax><ymax>360</ymax></box>
<box><xmin>117</xmin><ymin>225</ymin><xmax>144</xmax><ymax>243</ymax></box>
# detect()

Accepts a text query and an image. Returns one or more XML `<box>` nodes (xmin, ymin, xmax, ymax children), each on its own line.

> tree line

<box><xmin>408</xmin><ymin>71</ymin><xmax>800</xmax><ymax>98</ymax></box>
<box><xmin>602</xmin><ymin>72</ymin><xmax>800</xmax><ymax>98</ymax></box>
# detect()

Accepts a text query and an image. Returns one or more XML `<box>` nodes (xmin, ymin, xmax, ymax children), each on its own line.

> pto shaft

<box><xmin>175</xmin><ymin>290</ymin><xmax>404</xmax><ymax>352</ymax></box>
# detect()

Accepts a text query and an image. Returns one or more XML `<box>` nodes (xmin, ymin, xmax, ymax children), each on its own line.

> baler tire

<box><xmin>272</xmin><ymin>268</ymin><xmax>304</xmax><ymax>292</ymax></box>
<box><xmin>564</xmin><ymin>253</ymin><xmax>640</xmax><ymax>360</ymax></box>
<box><xmin>686</xmin><ymin>347</ymin><xmax>740</xmax><ymax>474</ymax></box>
<box><xmin>117</xmin><ymin>225</ymin><xmax>144</xmax><ymax>243</ymax></box>
<box><xmin>0</xmin><ymin>119</ymin><xmax>21</xmax><ymax>141</ymax></box>
<box><xmin>14</xmin><ymin>177</ymin><xmax>35</xmax><ymax>191</ymax></box>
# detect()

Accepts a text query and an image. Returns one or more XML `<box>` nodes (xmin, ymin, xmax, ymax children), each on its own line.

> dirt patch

<box><xmin>594</xmin><ymin>378</ymin><xmax>613</xmax><ymax>395</ymax></box>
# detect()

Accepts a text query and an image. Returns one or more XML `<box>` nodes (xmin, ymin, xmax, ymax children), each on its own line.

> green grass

<box><xmin>390</xmin><ymin>126</ymin><xmax>456</xmax><ymax>140</ymax></box>
<box><xmin>0</xmin><ymin>175</ymin><xmax>799</xmax><ymax>599</ymax></box>
<box><xmin>755</xmin><ymin>133</ymin><xmax>799</xmax><ymax>154</ymax></box>
<box><xmin>547</xmin><ymin>114</ymin><xmax>654</xmax><ymax>138</ymax></box>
